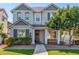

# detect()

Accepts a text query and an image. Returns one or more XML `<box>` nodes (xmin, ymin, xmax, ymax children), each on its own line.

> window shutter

<box><xmin>48</xmin><ymin>12</ymin><xmax>50</xmax><ymax>20</ymax></box>
<box><xmin>26</xmin><ymin>29</ymin><xmax>29</xmax><ymax>37</ymax></box>
<box><xmin>13</xmin><ymin>29</ymin><xmax>17</xmax><ymax>38</ymax></box>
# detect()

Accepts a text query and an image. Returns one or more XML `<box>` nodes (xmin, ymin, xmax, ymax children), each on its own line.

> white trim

<box><xmin>31</xmin><ymin>29</ymin><xmax>35</xmax><ymax>44</ymax></box>
<box><xmin>45</xmin><ymin>29</ymin><xmax>48</xmax><ymax>44</ymax></box>
<box><xmin>56</xmin><ymin>30</ymin><xmax>61</xmax><ymax>44</ymax></box>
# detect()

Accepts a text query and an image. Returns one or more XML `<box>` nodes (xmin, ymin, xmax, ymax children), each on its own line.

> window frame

<box><xmin>25</xmin><ymin>12</ymin><xmax>29</xmax><ymax>20</ymax></box>
<box><xmin>17</xmin><ymin>12</ymin><xmax>21</xmax><ymax>20</ymax></box>
<box><xmin>17</xmin><ymin>29</ymin><xmax>26</xmax><ymax>37</ymax></box>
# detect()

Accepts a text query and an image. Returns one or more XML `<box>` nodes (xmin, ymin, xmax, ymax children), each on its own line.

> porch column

<box><xmin>56</xmin><ymin>30</ymin><xmax>61</xmax><ymax>45</ymax></box>
<box><xmin>31</xmin><ymin>29</ymin><xmax>35</xmax><ymax>44</ymax></box>
<box><xmin>45</xmin><ymin>29</ymin><xmax>48</xmax><ymax>44</ymax></box>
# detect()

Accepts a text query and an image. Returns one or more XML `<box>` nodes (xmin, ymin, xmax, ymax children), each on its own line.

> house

<box><xmin>10</xmin><ymin>3</ymin><xmax>65</xmax><ymax>45</ymax></box>
<box><xmin>0</xmin><ymin>8</ymin><xmax>8</xmax><ymax>44</ymax></box>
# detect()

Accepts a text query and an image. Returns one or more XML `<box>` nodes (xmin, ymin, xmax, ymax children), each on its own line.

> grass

<box><xmin>47</xmin><ymin>49</ymin><xmax>79</xmax><ymax>55</ymax></box>
<box><xmin>0</xmin><ymin>49</ymin><xmax>34</xmax><ymax>55</ymax></box>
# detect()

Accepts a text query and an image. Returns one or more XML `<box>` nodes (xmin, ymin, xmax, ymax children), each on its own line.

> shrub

<box><xmin>4</xmin><ymin>37</ymin><xmax>15</xmax><ymax>46</ymax></box>
<box><xmin>1</xmin><ymin>33</ymin><xmax>8</xmax><ymax>43</ymax></box>
<box><xmin>1</xmin><ymin>33</ymin><xmax>8</xmax><ymax>39</ymax></box>
<box><xmin>60</xmin><ymin>41</ymin><xmax>64</xmax><ymax>45</ymax></box>
<box><xmin>74</xmin><ymin>40</ymin><xmax>79</xmax><ymax>45</ymax></box>
<box><xmin>22</xmin><ymin>37</ymin><xmax>32</xmax><ymax>45</ymax></box>
<box><xmin>14</xmin><ymin>37</ymin><xmax>32</xmax><ymax>45</ymax></box>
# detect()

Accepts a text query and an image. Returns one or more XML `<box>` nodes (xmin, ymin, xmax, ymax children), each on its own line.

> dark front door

<box><xmin>35</xmin><ymin>30</ymin><xmax>40</xmax><ymax>44</ymax></box>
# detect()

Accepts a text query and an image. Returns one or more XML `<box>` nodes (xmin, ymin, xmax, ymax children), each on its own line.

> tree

<box><xmin>46</xmin><ymin>5</ymin><xmax>79</xmax><ymax>45</ymax></box>
<box><xmin>63</xmin><ymin>6</ymin><xmax>79</xmax><ymax>45</ymax></box>
<box><xmin>46</xmin><ymin>8</ymin><xmax>66</xmax><ymax>44</ymax></box>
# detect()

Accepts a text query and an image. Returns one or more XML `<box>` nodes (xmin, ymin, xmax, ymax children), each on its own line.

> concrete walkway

<box><xmin>33</xmin><ymin>44</ymin><xmax>48</xmax><ymax>55</ymax></box>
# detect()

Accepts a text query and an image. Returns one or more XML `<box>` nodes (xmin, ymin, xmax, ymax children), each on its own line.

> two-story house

<box><xmin>10</xmin><ymin>3</ymin><xmax>60</xmax><ymax>44</ymax></box>
<box><xmin>0</xmin><ymin>8</ymin><xmax>8</xmax><ymax>44</ymax></box>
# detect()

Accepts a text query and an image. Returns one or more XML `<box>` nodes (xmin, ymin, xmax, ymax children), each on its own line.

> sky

<box><xmin>0</xmin><ymin>3</ymin><xmax>79</xmax><ymax>23</ymax></box>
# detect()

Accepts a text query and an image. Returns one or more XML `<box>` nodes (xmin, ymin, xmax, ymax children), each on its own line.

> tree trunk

<box><xmin>56</xmin><ymin>30</ymin><xmax>61</xmax><ymax>45</ymax></box>
<box><xmin>69</xmin><ymin>30</ymin><xmax>73</xmax><ymax>46</ymax></box>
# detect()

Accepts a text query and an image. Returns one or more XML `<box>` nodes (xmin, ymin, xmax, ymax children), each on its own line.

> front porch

<box><xmin>31</xmin><ymin>28</ymin><xmax>58</xmax><ymax>45</ymax></box>
<box><xmin>31</xmin><ymin>29</ymin><xmax>79</xmax><ymax>45</ymax></box>
<box><xmin>31</xmin><ymin>28</ymin><xmax>48</xmax><ymax>44</ymax></box>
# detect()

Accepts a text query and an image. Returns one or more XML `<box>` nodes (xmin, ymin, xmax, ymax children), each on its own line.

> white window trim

<box><xmin>17</xmin><ymin>12</ymin><xmax>22</xmax><ymax>20</ymax></box>
<box><xmin>34</xmin><ymin>13</ymin><xmax>41</xmax><ymax>24</ymax></box>
<box><xmin>25</xmin><ymin>12</ymin><xmax>29</xmax><ymax>20</ymax></box>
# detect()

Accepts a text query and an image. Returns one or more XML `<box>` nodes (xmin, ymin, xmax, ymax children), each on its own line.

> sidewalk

<box><xmin>5</xmin><ymin>45</ymin><xmax>35</xmax><ymax>49</ymax></box>
<box><xmin>33</xmin><ymin>44</ymin><xmax>48</xmax><ymax>55</ymax></box>
<box><xmin>46</xmin><ymin>45</ymin><xmax>79</xmax><ymax>50</ymax></box>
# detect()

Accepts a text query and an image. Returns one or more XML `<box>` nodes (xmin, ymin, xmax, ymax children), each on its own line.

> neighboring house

<box><xmin>10</xmin><ymin>3</ymin><xmax>60</xmax><ymax>44</ymax></box>
<box><xmin>0</xmin><ymin>8</ymin><xmax>8</xmax><ymax>34</ymax></box>
<box><xmin>0</xmin><ymin>8</ymin><xmax>8</xmax><ymax>44</ymax></box>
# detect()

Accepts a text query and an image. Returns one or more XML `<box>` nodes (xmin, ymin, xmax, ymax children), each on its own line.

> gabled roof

<box><xmin>13</xmin><ymin>19</ymin><xmax>31</xmax><ymax>26</ymax></box>
<box><xmin>11</xmin><ymin>3</ymin><xmax>32</xmax><ymax>13</ymax></box>
<box><xmin>11</xmin><ymin>3</ymin><xmax>59</xmax><ymax>13</ymax></box>
<box><xmin>44</xmin><ymin>3</ymin><xmax>59</xmax><ymax>10</ymax></box>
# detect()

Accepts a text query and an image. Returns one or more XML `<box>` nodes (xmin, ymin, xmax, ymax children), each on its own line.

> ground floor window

<box><xmin>17</xmin><ymin>29</ymin><xmax>26</xmax><ymax>37</ymax></box>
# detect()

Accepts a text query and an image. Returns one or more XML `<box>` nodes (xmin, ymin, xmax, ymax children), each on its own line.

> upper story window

<box><xmin>36</xmin><ymin>17</ymin><xmax>40</xmax><ymax>21</ymax></box>
<box><xmin>34</xmin><ymin>13</ymin><xmax>41</xmax><ymax>24</ymax></box>
<box><xmin>17</xmin><ymin>12</ymin><xmax>21</xmax><ymax>20</ymax></box>
<box><xmin>48</xmin><ymin>12</ymin><xmax>53</xmax><ymax>20</ymax></box>
<box><xmin>25</xmin><ymin>12</ymin><xmax>29</xmax><ymax>20</ymax></box>
<box><xmin>48</xmin><ymin>12</ymin><xmax>50</xmax><ymax>20</ymax></box>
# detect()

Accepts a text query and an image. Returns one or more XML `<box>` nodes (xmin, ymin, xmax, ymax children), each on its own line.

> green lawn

<box><xmin>47</xmin><ymin>49</ymin><xmax>79</xmax><ymax>55</ymax></box>
<box><xmin>0</xmin><ymin>49</ymin><xmax>34</xmax><ymax>55</ymax></box>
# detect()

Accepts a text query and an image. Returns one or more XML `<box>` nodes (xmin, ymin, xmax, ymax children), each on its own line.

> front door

<box><xmin>35</xmin><ymin>30</ymin><xmax>40</xmax><ymax>44</ymax></box>
<box><xmin>35</xmin><ymin>30</ymin><xmax>45</xmax><ymax>44</ymax></box>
